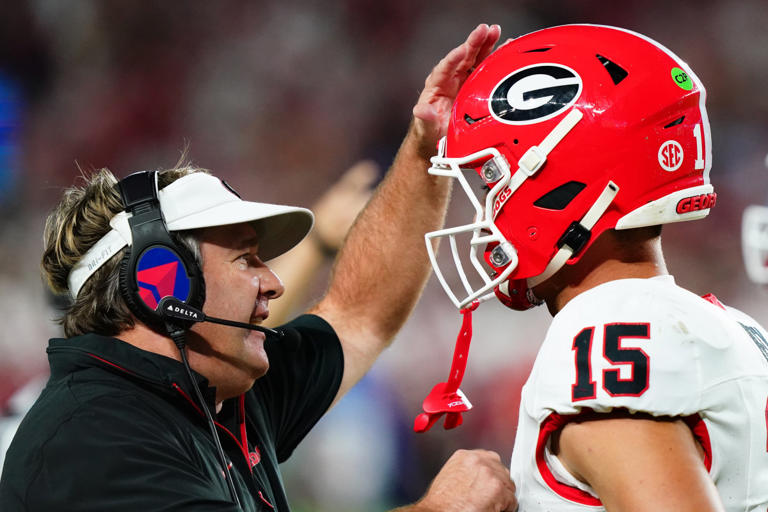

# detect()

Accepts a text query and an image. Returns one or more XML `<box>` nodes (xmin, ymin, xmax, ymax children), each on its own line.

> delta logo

<box><xmin>166</xmin><ymin>304</ymin><xmax>201</xmax><ymax>320</ymax></box>
<box><xmin>136</xmin><ymin>247</ymin><xmax>191</xmax><ymax>309</ymax></box>
<box><xmin>676</xmin><ymin>192</ymin><xmax>717</xmax><ymax>214</ymax></box>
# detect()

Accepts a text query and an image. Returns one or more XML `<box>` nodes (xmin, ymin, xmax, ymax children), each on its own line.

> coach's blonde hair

<box><xmin>42</xmin><ymin>165</ymin><xmax>207</xmax><ymax>337</ymax></box>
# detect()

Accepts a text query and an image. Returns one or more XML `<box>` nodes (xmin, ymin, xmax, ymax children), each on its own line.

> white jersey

<box><xmin>510</xmin><ymin>275</ymin><xmax>768</xmax><ymax>511</ymax></box>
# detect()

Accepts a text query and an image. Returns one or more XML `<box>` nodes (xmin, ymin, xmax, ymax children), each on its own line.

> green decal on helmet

<box><xmin>671</xmin><ymin>67</ymin><xmax>692</xmax><ymax>91</ymax></box>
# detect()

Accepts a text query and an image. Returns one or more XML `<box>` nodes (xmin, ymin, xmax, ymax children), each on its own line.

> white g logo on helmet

<box><xmin>489</xmin><ymin>64</ymin><xmax>583</xmax><ymax>125</ymax></box>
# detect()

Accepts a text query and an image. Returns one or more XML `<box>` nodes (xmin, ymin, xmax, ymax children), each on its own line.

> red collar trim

<box><xmin>171</xmin><ymin>385</ymin><xmax>256</xmax><ymax>472</ymax></box>
<box><xmin>85</xmin><ymin>353</ymin><xmax>138</xmax><ymax>376</ymax></box>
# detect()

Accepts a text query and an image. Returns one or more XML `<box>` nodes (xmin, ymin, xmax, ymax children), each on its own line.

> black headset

<box><xmin>116</xmin><ymin>170</ymin><xmax>205</xmax><ymax>331</ymax></box>
<box><xmin>115</xmin><ymin>170</ymin><xmax>242</xmax><ymax>507</ymax></box>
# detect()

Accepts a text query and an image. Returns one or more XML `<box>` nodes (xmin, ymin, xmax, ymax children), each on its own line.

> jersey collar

<box><xmin>47</xmin><ymin>333</ymin><xmax>217</xmax><ymax>411</ymax></box>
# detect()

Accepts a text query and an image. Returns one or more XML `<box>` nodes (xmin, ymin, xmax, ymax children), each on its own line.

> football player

<box><xmin>415</xmin><ymin>24</ymin><xmax>768</xmax><ymax>510</ymax></box>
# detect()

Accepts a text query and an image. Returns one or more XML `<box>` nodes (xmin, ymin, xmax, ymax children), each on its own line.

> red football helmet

<box><xmin>426</xmin><ymin>24</ymin><xmax>714</xmax><ymax>310</ymax></box>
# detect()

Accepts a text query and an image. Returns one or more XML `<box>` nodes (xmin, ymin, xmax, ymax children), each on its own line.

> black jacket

<box><xmin>0</xmin><ymin>314</ymin><xmax>343</xmax><ymax>511</ymax></box>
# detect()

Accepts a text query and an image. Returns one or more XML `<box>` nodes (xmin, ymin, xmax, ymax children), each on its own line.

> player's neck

<box><xmin>548</xmin><ymin>257</ymin><xmax>668</xmax><ymax>314</ymax></box>
<box><xmin>536</xmin><ymin>231</ymin><xmax>668</xmax><ymax>315</ymax></box>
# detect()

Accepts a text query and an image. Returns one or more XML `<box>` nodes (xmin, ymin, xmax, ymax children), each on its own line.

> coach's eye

<box><xmin>236</xmin><ymin>253</ymin><xmax>250</xmax><ymax>270</ymax></box>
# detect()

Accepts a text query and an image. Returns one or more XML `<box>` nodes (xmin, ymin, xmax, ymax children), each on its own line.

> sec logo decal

<box><xmin>489</xmin><ymin>64</ymin><xmax>582</xmax><ymax>125</ymax></box>
<box><xmin>658</xmin><ymin>140</ymin><xmax>684</xmax><ymax>171</ymax></box>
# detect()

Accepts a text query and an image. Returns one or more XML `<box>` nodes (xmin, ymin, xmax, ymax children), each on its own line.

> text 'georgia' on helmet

<box><xmin>426</xmin><ymin>24</ymin><xmax>715</xmax><ymax>311</ymax></box>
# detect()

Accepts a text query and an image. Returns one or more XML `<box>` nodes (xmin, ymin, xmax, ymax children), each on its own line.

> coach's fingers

<box><xmin>475</xmin><ymin>24</ymin><xmax>501</xmax><ymax>65</ymax></box>
<box><xmin>416</xmin><ymin>449</ymin><xmax>518</xmax><ymax>512</ymax></box>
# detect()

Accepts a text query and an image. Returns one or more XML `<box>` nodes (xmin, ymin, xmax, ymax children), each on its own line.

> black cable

<box><xmin>166</xmin><ymin>322</ymin><xmax>242</xmax><ymax>509</ymax></box>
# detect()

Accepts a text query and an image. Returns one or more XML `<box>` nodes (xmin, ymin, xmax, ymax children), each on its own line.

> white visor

<box><xmin>68</xmin><ymin>172</ymin><xmax>314</xmax><ymax>298</ymax></box>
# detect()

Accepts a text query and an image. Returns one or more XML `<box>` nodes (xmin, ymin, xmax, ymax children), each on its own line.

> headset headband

<box><xmin>117</xmin><ymin>171</ymin><xmax>205</xmax><ymax>330</ymax></box>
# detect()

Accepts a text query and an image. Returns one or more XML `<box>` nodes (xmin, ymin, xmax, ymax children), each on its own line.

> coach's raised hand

<box><xmin>309</xmin><ymin>24</ymin><xmax>513</xmax><ymax>512</ymax></box>
<box><xmin>411</xmin><ymin>23</ymin><xmax>501</xmax><ymax>157</ymax></box>
<box><xmin>311</xmin><ymin>24</ymin><xmax>502</xmax><ymax>409</ymax></box>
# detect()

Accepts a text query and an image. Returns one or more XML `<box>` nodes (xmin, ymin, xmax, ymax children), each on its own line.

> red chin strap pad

<box><xmin>413</xmin><ymin>300</ymin><xmax>479</xmax><ymax>433</ymax></box>
<box><xmin>495</xmin><ymin>278</ymin><xmax>539</xmax><ymax>311</ymax></box>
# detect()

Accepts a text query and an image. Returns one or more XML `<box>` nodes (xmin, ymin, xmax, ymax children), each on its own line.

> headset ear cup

<box><xmin>118</xmin><ymin>238</ymin><xmax>205</xmax><ymax>331</ymax></box>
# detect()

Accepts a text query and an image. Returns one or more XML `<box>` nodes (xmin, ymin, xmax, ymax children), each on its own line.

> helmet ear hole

<box><xmin>534</xmin><ymin>181</ymin><xmax>586</xmax><ymax>210</ymax></box>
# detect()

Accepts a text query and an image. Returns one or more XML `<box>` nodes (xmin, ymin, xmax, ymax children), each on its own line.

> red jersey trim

<box><xmin>171</xmin><ymin>382</ymin><xmax>205</xmax><ymax>416</ymax></box>
<box><xmin>536</xmin><ymin>412</ymin><xmax>602</xmax><ymax>506</ymax></box>
<box><xmin>171</xmin><ymin>385</ymin><xmax>271</xmax><ymax>505</ymax></box>
<box><xmin>238</xmin><ymin>395</ymin><xmax>248</xmax><ymax>453</ymax></box>
<box><xmin>258</xmin><ymin>491</ymin><xmax>275</xmax><ymax>509</ymax></box>
<box><xmin>537</xmin><ymin>410</ymin><xmax>714</xmax><ymax>504</ymax></box>
<box><xmin>171</xmin><ymin>384</ymin><xmax>252</xmax><ymax>470</ymax></box>
<box><xmin>682</xmin><ymin>413</ymin><xmax>713</xmax><ymax>471</ymax></box>
<box><xmin>701</xmin><ymin>293</ymin><xmax>726</xmax><ymax>311</ymax></box>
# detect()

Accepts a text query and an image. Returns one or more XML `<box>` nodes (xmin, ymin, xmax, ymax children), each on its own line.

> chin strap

<box><xmin>528</xmin><ymin>180</ymin><xmax>620</xmax><ymax>288</ymax></box>
<box><xmin>414</xmin><ymin>300</ymin><xmax>480</xmax><ymax>433</ymax></box>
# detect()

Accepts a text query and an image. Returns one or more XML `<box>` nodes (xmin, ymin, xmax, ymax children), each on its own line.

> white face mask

<box><xmin>424</xmin><ymin>138</ymin><xmax>518</xmax><ymax>309</ymax></box>
<box><xmin>424</xmin><ymin>108</ymin><xmax>586</xmax><ymax>310</ymax></box>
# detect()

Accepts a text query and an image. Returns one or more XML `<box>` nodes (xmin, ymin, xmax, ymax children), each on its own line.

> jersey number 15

<box><xmin>572</xmin><ymin>323</ymin><xmax>650</xmax><ymax>401</ymax></box>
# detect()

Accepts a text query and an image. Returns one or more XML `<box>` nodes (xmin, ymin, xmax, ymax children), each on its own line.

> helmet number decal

<box><xmin>489</xmin><ymin>64</ymin><xmax>582</xmax><ymax>125</ymax></box>
<box><xmin>693</xmin><ymin>123</ymin><xmax>705</xmax><ymax>170</ymax></box>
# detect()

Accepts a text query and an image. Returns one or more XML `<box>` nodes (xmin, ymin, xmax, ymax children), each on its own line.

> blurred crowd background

<box><xmin>1</xmin><ymin>1</ymin><xmax>767</xmax><ymax>510</ymax></box>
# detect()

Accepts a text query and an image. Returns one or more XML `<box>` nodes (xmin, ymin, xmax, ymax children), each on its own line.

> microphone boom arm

<box><xmin>158</xmin><ymin>297</ymin><xmax>282</xmax><ymax>336</ymax></box>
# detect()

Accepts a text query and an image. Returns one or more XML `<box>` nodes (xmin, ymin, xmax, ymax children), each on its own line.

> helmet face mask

<box><xmin>425</xmin><ymin>141</ymin><xmax>519</xmax><ymax>309</ymax></box>
<box><xmin>426</xmin><ymin>24</ymin><xmax>715</xmax><ymax>311</ymax></box>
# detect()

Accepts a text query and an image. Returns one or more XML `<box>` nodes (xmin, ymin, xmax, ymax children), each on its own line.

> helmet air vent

<box><xmin>596</xmin><ymin>54</ymin><xmax>628</xmax><ymax>85</ymax></box>
<box><xmin>533</xmin><ymin>181</ymin><xmax>586</xmax><ymax>210</ymax></box>
<box><xmin>464</xmin><ymin>113</ymin><xmax>488</xmax><ymax>125</ymax></box>
<box><xmin>523</xmin><ymin>47</ymin><xmax>552</xmax><ymax>53</ymax></box>
<box><xmin>663</xmin><ymin>116</ymin><xmax>685</xmax><ymax>129</ymax></box>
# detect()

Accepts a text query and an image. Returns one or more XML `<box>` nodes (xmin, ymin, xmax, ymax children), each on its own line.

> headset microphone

<box><xmin>158</xmin><ymin>297</ymin><xmax>283</xmax><ymax>337</ymax></box>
